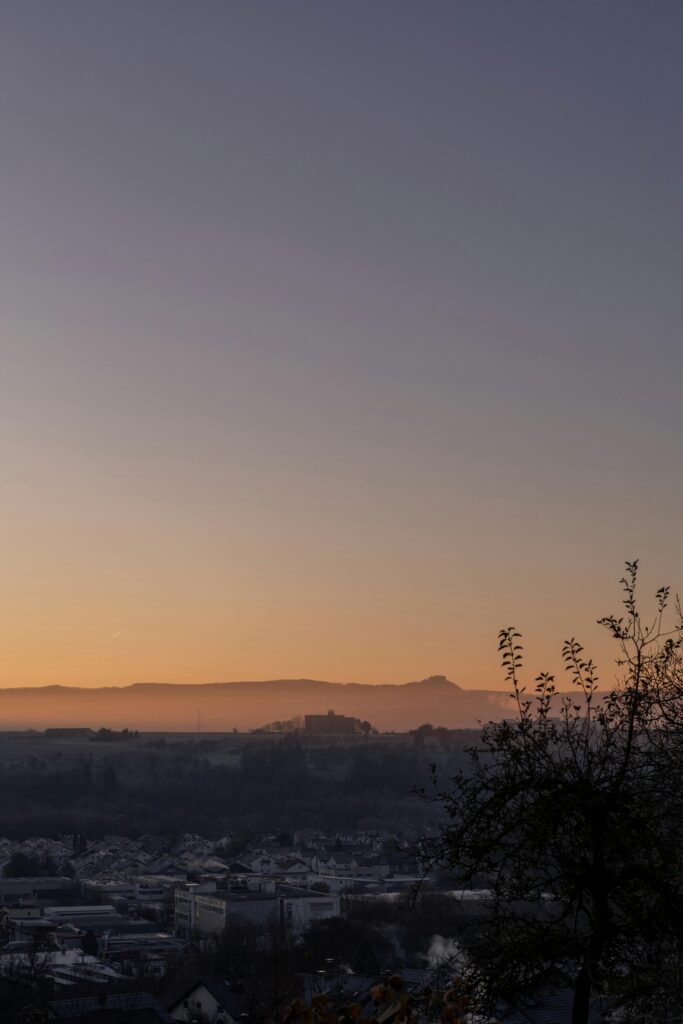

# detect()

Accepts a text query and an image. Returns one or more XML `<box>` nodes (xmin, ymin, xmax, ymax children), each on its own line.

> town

<box><xmin>0</xmin><ymin>721</ymin><xmax>488</xmax><ymax>1023</ymax></box>
<box><xmin>0</xmin><ymin>822</ymin><xmax>490</xmax><ymax>1023</ymax></box>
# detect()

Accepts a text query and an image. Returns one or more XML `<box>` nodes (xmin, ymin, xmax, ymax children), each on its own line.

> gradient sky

<box><xmin>1</xmin><ymin>1</ymin><xmax>682</xmax><ymax>690</ymax></box>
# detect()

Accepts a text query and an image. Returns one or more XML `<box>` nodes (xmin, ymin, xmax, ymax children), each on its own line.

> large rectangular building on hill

<box><xmin>304</xmin><ymin>711</ymin><xmax>359</xmax><ymax>735</ymax></box>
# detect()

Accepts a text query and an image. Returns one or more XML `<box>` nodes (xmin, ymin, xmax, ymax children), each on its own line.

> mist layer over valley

<box><xmin>0</xmin><ymin>676</ymin><xmax>514</xmax><ymax>732</ymax></box>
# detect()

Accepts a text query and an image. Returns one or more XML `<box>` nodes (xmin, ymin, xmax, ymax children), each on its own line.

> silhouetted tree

<box><xmin>80</xmin><ymin>929</ymin><xmax>98</xmax><ymax>956</ymax></box>
<box><xmin>355</xmin><ymin>938</ymin><xmax>380</xmax><ymax>975</ymax></box>
<box><xmin>420</xmin><ymin>563</ymin><xmax>683</xmax><ymax>1024</ymax></box>
<box><xmin>100</xmin><ymin>764</ymin><xmax>118</xmax><ymax>794</ymax></box>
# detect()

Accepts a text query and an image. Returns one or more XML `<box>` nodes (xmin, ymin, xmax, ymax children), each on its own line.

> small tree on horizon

<box><xmin>419</xmin><ymin>562</ymin><xmax>683</xmax><ymax>1024</ymax></box>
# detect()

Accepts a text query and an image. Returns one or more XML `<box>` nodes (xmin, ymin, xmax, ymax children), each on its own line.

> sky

<box><xmin>1</xmin><ymin>1</ymin><xmax>682</xmax><ymax>690</ymax></box>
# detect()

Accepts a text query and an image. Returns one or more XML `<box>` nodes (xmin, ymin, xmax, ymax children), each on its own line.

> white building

<box><xmin>174</xmin><ymin>883</ymin><xmax>339</xmax><ymax>938</ymax></box>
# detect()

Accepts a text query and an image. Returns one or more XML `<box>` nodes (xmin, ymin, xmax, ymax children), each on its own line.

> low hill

<box><xmin>0</xmin><ymin>675</ymin><xmax>515</xmax><ymax>732</ymax></box>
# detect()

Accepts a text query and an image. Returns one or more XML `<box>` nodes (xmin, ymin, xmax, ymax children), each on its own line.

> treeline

<box><xmin>2</xmin><ymin>850</ymin><xmax>62</xmax><ymax>877</ymax></box>
<box><xmin>91</xmin><ymin>727</ymin><xmax>140</xmax><ymax>742</ymax></box>
<box><xmin>0</xmin><ymin>736</ymin><xmax>471</xmax><ymax>839</ymax></box>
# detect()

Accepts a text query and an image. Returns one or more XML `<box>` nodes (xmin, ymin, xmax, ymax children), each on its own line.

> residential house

<box><xmin>169</xmin><ymin>979</ymin><xmax>246</xmax><ymax>1023</ymax></box>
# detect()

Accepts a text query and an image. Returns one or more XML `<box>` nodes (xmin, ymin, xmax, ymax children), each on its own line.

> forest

<box><xmin>0</xmin><ymin>732</ymin><xmax>471</xmax><ymax>840</ymax></box>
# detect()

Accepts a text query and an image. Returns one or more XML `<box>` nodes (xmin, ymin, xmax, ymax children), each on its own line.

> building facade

<box><xmin>304</xmin><ymin>710</ymin><xmax>359</xmax><ymax>735</ymax></box>
<box><xmin>174</xmin><ymin>884</ymin><xmax>339</xmax><ymax>938</ymax></box>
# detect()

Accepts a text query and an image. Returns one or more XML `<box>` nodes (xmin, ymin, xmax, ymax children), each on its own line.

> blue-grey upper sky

<box><xmin>1</xmin><ymin>1</ymin><xmax>682</xmax><ymax>688</ymax></box>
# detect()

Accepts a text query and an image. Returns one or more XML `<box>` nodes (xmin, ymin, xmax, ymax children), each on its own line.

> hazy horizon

<box><xmin>0</xmin><ymin>673</ymin><xmax>481</xmax><ymax>691</ymax></box>
<box><xmin>0</xmin><ymin>673</ymin><xmax>519</xmax><ymax>733</ymax></box>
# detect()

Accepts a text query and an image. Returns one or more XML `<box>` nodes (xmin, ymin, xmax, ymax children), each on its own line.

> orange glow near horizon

<box><xmin>2</xmin><ymin>5</ymin><xmax>683</xmax><ymax>697</ymax></box>
<box><xmin>0</xmin><ymin>489</ymin><xmax>674</xmax><ymax>692</ymax></box>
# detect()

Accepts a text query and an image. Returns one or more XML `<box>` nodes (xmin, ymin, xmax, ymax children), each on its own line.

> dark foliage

<box><xmin>0</xmin><ymin>738</ymin><xmax>468</xmax><ymax>840</ymax></box>
<box><xmin>79</xmin><ymin>929</ymin><xmax>98</xmax><ymax>956</ymax></box>
<box><xmin>419</xmin><ymin>563</ymin><xmax>683</xmax><ymax>1024</ymax></box>
<box><xmin>91</xmin><ymin>727</ymin><xmax>140</xmax><ymax>742</ymax></box>
<box><xmin>3</xmin><ymin>850</ymin><xmax>59</xmax><ymax>877</ymax></box>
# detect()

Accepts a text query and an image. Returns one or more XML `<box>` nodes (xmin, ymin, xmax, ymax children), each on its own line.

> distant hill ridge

<box><xmin>0</xmin><ymin>675</ymin><xmax>511</xmax><ymax>732</ymax></box>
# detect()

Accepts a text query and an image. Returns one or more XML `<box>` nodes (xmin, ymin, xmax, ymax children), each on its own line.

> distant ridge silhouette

<box><xmin>0</xmin><ymin>675</ymin><xmax>512</xmax><ymax>732</ymax></box>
